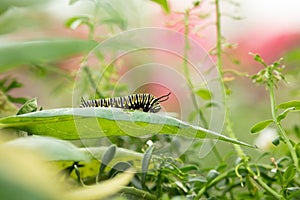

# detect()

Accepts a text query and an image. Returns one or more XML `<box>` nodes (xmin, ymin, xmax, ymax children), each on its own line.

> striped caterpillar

<box><xmin>80</xmin><ymin>92</ymin><xmax>171</xmax><ymax>113</ymax></box>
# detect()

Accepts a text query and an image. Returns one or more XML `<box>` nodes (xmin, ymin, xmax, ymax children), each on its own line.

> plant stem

<box><xmin>83</xmin><ymin>66</ymin><xmax>104</xmax><ymax>98</ymax></box>
<box><xmin>246</xmin><ymin>166</ymin><xmax>284</xmax><ymax>199</ymax></box>
<box><xmin>215</xmin><ymin>0</ymin><xmax>246</xmax><ymax>159</ymax></box>
<box><xmin>183</xmin><ymin>10</ymin><xmax>208</xmax><ymax>128</ymax></box>
<box><xmin>196</xmin><ymin>166</ymin><xmax>283</xmax><ymax>199</ymax></box>
<box><xmin>121</xmin><ymin>186</ymin><xmax>157</xmax><ymax>200</ymax></box>
<box><xmin>209</xmin><ymin>1</ymin><xmax>283</xmax><ymax>199</ymax></box>
<box><xmin>268</xmin><ymin>85</ymin><xmax>299</xmax><ymax>171</ymax></box>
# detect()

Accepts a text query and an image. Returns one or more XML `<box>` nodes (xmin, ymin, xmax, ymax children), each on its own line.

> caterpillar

<box><xmin>80</xmin><ymin>92</ymin><xmax>171</xmax><ymax>113</ymax></box>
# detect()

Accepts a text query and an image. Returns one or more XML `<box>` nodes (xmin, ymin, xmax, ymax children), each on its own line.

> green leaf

<box><xmin>179</xmin><ymin>165</ymin><xmax>199</xmax><ymax>173</ymax></box>
<box><xmin>272</xmin><ymin>136</ymin><xmax>280</xmax><ymax>146</ymax></box>
<box><xmin>195</xmin><ymin>89</ymin><xmax>212</xmax><ymax>101</ymax></box>
<box><xmin>109</xmin><ymin>162</ymin><xmax>132</xmax><ymax>178</ymax></box>
<box><xmin>65</xmin><ymin>16</ymin><xmax>92</xmax><ymax>30</ymax></box>
<box><xmin>206</xmin><ymin>169</ymin><xmax>220</xmax><ymax>182</ymax></box>
<box><xmin>295</xmin><ymin>143</ymin><xmax>300</xmax><ymax>159</ymax></box>
<box><xmin>283</xmin><ymin>165</ymin><xmax>296</xmax><ymax>185</ymax></box>
<box><xmin>16</xmin><ymin>98</ymin><xmax>38</xmax><ymax>115</ymax></box>
<box><xmin>150</xmin><ymin>0</ymin><xmax>170</xmax><ymax>13</ymax></box>
<box><xmin>3</xmin><ymin>136</ymin><xmax>90</xmax><ymax>161</ymax></box>
<box><xmin>0</xmin><ymin>108</ymin><xmax>255</xmax><ymax>148</ymax></box>
<box><xmin>7</xmin><ymin>96</ymin><xmax>28</xmax><ymax>104</ymax></box>
<box><xmin>250</xmin><ymin>119</ymin><xmax>274</xmax><ymax>134</ymax></box>
<box><xmin>277</xmin><ymin>107</ymin><xmax>296</xmax><ymax>122</ymax></box>
<box><xmin>69</xmin><ymin>0</ymin><xmax>79</xmax><ymax>5</ymax></box>
<box><xmin>99</xmin><ymin>145</ymin><xmax>116</xmax><ymax>176</ymax></box>
<box><xmin>0</xmin><ymin>39</ymin><xmax>98</xmax><ymax>72</ymax></box>
<box><xmin>0</xmin><ymin>0</ymin><xmax>46</xmax><ymax>15</ymax></box>
<box><xmin>249</xmin><ymin>52</ymin><xmax>267</xmax><ymax>67</ymax></box>
<box><xmin>72</xmin><ymin>146</ymin><xmax>151</xmax><ymax>180</ymax></box>
<box><xmin>277</xmin><ymin>100</ymin><xmax>300</xmax><ymax>111</ymax></box>
<box><xmin>141</xmin><ymin>144</ymin><xmax>155</xmax><ymax>188</ymax></box>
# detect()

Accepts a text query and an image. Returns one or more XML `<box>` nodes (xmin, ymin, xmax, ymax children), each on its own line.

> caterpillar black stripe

<box><xmin>80</xmin><ymin>92</ymin><xmax>171</xmax><ymax>113</ymax></box>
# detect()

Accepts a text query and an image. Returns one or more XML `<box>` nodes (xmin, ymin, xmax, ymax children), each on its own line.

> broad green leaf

<box><xmin>0</xmin><ymin>39</ymin><xmax>97</xmax><ymax>72</ymax></box>
<box><xmin>0</xmin><ymin>143</ymin><xmax>64</xmax><ymax>200</ymax></box>
<box><xmin>277</xmin><ymin>100</ymin><xmax>300</xmax><ymax>111</ymax></box>
<box><xmin>0</xmin><ymin>0</ymin><xmax>46</xmax><ymax>14</ymax></box>
<box><xmin>250</xmin><ymin>119</ymin><xmax>274</xmax><ymax>134</ymax></box>
<box><xmin>195</xmin><ymin>89</ymin><xmax>212</xmax><ymax>100</ymax></box>
<box><xmin>277</xmin><ymin>107</ymin><xmax>296</xmax><ymax>122</ymax></box>
<box><xmin>3</xmin><ymin>136</ymin><xmax>90</xmax><ymax>161</ymax></box>
<box><xmin>150</xmin><ymin>0</ymin><xmax>170</xmax><ymax>13</ymax></box>
<box><xmin>0</xmin><ymin>108</ymin><xmax>255</xmax><ymax>148</ymax></box>
<box><xmin>17</xmin><ymin>98</ymin><xmax>38</xmax><ymax>115</ymax></box>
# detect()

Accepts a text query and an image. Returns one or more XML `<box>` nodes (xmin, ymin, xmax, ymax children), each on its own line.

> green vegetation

<box><xmin>0</xmin><ymin>0</ymin><xmax>299</xmax><ymax>199</ymax></box>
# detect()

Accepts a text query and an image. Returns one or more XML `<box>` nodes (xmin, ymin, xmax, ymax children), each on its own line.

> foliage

<box><xmin>0</xmin><ymin>0</ymin><xmax>300</xmax><ymax>199</ymax></box>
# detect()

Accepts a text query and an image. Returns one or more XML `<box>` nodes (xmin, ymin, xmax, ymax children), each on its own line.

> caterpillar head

<box><xmin>149</xmin><ymin>92</ymin><xmax>171</xmax><ymax>113</ymax></box>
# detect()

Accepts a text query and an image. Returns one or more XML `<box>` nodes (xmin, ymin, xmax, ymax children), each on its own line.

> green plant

<box><xmin>1</xmin><ymin>0</ymin><xmax>300</xmax><ymax>199</ymax></box>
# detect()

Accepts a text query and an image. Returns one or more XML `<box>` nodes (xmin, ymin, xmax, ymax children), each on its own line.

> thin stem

<box><xmin>215</xmin><ymin>0</ymin><xmax>246</xmax><ymax>159</ymax></box>
<box><xmin>196</xmin><ymin>165</ymin><xmax>283</xmax><ymax>199</ymax></box>
<box><xmin>212</xmin><ymin>1</ymin><xmax>282</xmax><ymax>199</ymax></box>
<box><xmin>120</xmin><ymin>186</ymin><xmax>157</xmax><ymax>200</ymax></box>
<box><xmin>183</xmin><ymin>10</ymin><xmax>209</xmax><ymax>129</ymax></box>
<box><xmin>89</xmin><ymin>0</ymin><xmax>100</xmax><ymax>40</ymax></box>
<box><xmin>247</xmin><ymin>166</ymin><xmax>284</xmax><ymax>199</ymax></box>
<box><xmin>83</xmin><ymin>66</ymin><xmax>104</xmax><ymax>98</ymax></box>
<box><xmin>215</xmin><ymin>0</ymin><xmax>223</xmax><ymax>77</ymax></box>
<box><xmin>268</xmin><ymin>85</ymin><xmax>299</xmax><ymax>171</ymax></box>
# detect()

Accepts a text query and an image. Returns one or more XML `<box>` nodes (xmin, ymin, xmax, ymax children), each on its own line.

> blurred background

<box><xmin>1</xmin><ymin>0</ymin><xmax>300</xmax><ymax>165</ymax></box>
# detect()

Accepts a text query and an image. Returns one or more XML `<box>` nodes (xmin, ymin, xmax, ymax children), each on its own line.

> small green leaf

<box><xmin>16</xmin><ymin>98</ymin><xmax>38</xmax><ymax>115</ymax></box>
<box><xmin>249</xmin><ymin>52</ymin><xmax>267</xmax><ymax>67</ymax></box>
<box><xmin>195</xmin><ymin>89</ymin><xmax>212</xmax><ymax>100</ymax></box>
<box><xmin>7</xmin><ymin>96</ymin><xmax>28</xmax><ymax>104</ymax></box>
<box><xmin>150</xmin><ymin>0</ymin><xmax>170</xmax><ymax>13</ymax></box>
<box><xmin>206</xmin><ymin>169</ymin><xmax>220</xmax><ymax>182</ymax></box>
<box><xmin>295</xmin><ymin>143</ymin><xmax>300</xmax><ymax>159</ymax></box>
<box><xmin>250</xmin><ymin>119</ymin><xmax>274</xmax><ymax>134</ymax></box>
<box><xmin>65</xmin><ymin>16</ymin><xmax>91</xmax><ymax>30</ymax></box>
<box><xmin>109</xmin><ymin>162</ymin><xmax>132</xmax><ymax>178</ymax></box>
<box><xmin>69</xmin><ymin>0</ymin><xmax>79</xmax><ymax>5</ymax></box>
<box><xmin>272</xmin><ymin>136</ymin><xmax>280</xmax><ymax>146</ymax></box>
<box><xmin>141</xmin><ymin>144</ymin><xmax>155</xmax><ymax>188</ymax></box>
<box><xmin>99</xmin><ymin>145</ymin><xmax>117</xmax><ymax>175</ymax></box>
<box><xmin>4</xmin><ymin>79</ymin><xmax>23</xmax><ymax>92</ymax></box>
<box><xmin>179</xmin><ymin>165</ymin><xmax>199</xmax><ymax>173</ymax></box>
<box><xmin>277</xmin><ymin>100</ymin><xmax>300</xmax><ymax>110</ymax></box>
<box><xmin>283</xmin><ymin>165</ymin><xmax>296</xmax><ymax>185</ymax></box>
<box><xmin>277</xmin><ymin>107</ymin><xmax>295</xmax><ymax>122</ymax></box>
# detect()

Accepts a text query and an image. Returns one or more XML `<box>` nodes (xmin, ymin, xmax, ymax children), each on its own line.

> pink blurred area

<box><xmin>3</xmin><ymin>0</ymin><xmax>300</xmax><ymax>109</ymax></box>
<box><xmin>229</xmin><ymin>31</ymin><xmax>300</xmax><ymax>72</ymax></box>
